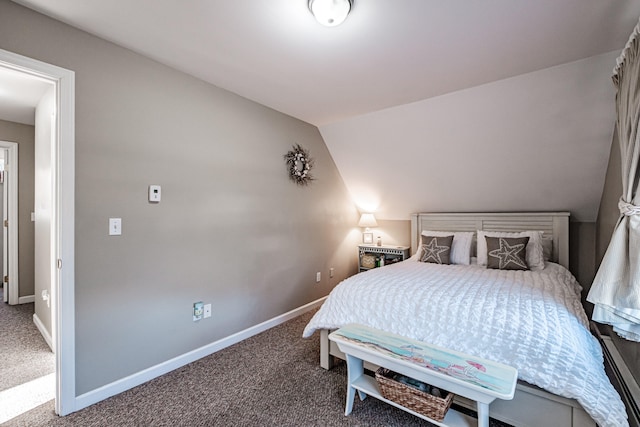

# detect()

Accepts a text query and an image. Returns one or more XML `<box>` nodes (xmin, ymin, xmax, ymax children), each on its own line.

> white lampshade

<box><xmin>358</xmin><ymin>213</ymin><xmax>378</xmax><ymax>228</ymax></box>
<box><xmin>308</xmin><ymin>0</ymin><xmax>352</xmax><ymax>27</ymax></box>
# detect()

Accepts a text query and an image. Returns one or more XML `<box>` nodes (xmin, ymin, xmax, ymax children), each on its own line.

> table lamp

<box><xmin>358</xmin><ymin>213</ymin><xmax>377</xmax><ymax>244</ymax></box>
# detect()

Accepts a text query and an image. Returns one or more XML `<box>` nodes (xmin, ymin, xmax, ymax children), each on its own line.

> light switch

<box><xmin>109</xmin><ymin>218</ymin><xmax>122</xmax><ymax>236</ymax></box>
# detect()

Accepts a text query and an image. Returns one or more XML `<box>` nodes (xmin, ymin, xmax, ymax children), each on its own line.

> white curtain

<box><xmin>587</xmin><ymin>18</ymin><xmax>640</xmax><ymax>342</ymax></box>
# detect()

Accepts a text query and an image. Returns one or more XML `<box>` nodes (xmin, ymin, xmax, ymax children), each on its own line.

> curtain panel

<box><xmin>587</xmin><ymin>18</ymin><xmax>640</xmax><ymax>341</ymax></box>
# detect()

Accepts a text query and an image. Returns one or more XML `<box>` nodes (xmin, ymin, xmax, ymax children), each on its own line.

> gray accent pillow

<box><xmin>486</xmin><ymin>236</ymin><xmax>530</xmax><ymax>270</ymax></box>
<box><xmin>420</xmin><ymin>235</ymin><xmax>453</xmax><ymax>265</ymax></box>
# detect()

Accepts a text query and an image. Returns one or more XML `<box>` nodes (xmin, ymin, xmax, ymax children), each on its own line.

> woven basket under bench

<box><xmin>375</xmin><ymin>368</ymin><xmax>454</xmax><ymax>422</ymax></box>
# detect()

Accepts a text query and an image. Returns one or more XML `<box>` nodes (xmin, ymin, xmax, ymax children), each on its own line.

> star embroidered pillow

<box><xmin>420</xmin><ymin>231</ymin><xmax>474</xmax><ymax>265</ymax></box>
<box><xmin>419</xmin><ymin>235</ymin><xmax>453</xmax><ymax>264</ymax></box>
<box><xmin>477</xmin><ymin>230</ymin><xmax>545</xmax><ymax>270</ymax></box>
<box><xmin>485</xmin><ymin>236</ymin><xmax>530</xmax><ymax>270</ymax></box>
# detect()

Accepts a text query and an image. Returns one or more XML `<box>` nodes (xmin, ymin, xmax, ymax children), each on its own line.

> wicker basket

<box><xmin>375</xmin><ymin>368</ymin><xmax>454</xmax><ymax>422</ymax></box>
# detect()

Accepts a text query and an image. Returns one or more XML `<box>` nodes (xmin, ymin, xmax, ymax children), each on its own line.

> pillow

<box><xmin>485</xmin><ymin>236</ymin><xmax>529</xmax><ymax>270</ymax></box>
<box><xmin>541</xmin><ymin>236</ymin><xmax>553</xmax><ymax>261</ymax></box>
<box><xmin>477</xmin><ymin>230</ymin><xmax>545</xmax><ymax>271</ymax></box>
<box><xmin>419</xmin><ymin>235</ymin><xmax>454</xmax><ymax>264</ymax></box>
<box><xmin>420</xmin><ymin>231</ymin><xmax>474</xmax><ymax>265</ymax></box>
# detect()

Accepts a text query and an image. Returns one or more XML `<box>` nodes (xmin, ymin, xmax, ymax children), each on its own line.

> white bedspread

<box><xmin>303</xmin><ymin>260</ymin><xmax>628</xmax><ymax>427</ymax></box>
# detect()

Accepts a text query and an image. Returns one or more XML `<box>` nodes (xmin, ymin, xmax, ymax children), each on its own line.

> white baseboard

<box><xmin>74</xmin><ymin>296</ymin><xmax>327</xmax><ymax>412</ymax></box>
<box><xmin>33</xmin><ymin>313</ymin><xmax>54</xmax><ymax>352</ymax></box>
<box><xmin>19</xmin><ymin>295</ymin><xmax>35</xmax><ymax>304</ymax></box>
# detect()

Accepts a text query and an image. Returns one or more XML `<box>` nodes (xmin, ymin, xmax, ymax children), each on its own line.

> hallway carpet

<box><xmin>0</xmin><ymin>290</ymin><xmax>55</xmax><ymax>393</ymax></box>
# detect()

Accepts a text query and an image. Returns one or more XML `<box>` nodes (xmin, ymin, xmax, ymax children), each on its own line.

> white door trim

<box><xmin>0</xmin><ymin>141</ymin><xmax>19</xmax><ymax>305</ymax></box>
<box><xmin>0</xmin><ymin>48</ymin><xmax>76</xmax><ymax>416</ymax></box>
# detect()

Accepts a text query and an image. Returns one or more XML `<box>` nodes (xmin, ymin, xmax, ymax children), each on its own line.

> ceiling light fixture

<box><xmin>308</xmin><ymin>0</ymin><xmax>352</xmax><ymax>27</ymax></box>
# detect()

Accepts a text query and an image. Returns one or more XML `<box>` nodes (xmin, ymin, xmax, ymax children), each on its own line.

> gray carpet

<box><xmin>5</xmin><ymin>308</ymin><xmax>512</xmax><ymax>426</ymax></box>
<box><xmin>0</xmin><ymin>290</ymin><xmax>55</xmax><ymax>393</ymax></box>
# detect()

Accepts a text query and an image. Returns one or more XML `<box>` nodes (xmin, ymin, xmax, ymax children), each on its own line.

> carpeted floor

<box><xmin>5</xmin><ymin>308</ymin><xmax>512</xmax><ymax>426</ymax></box>
<box><xmin>0</xmin><ymin>290</ymin><xmax>55</xmax><ymax>393</ymax></box>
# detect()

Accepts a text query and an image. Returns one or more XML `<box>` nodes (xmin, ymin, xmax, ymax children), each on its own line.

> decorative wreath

<box><xmin>284</xmin><ymin>144</ymin><xmax>314</xmax><ymax>186</ymax></box>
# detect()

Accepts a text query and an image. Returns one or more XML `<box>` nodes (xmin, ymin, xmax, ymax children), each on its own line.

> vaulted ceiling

<box><xmin>8</xmin><ymin>0</ymin><xmax>640</xmax><ymax>221</ymax></box>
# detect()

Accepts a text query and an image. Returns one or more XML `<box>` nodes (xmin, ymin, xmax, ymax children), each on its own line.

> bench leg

<box><xmin>477</xmin><ymin>402</ymin><xmax>489</xmax><ymax>427</ymax></box>
<box><xmin>345</xmin><ymin>354</ymin><xmax>365</xmax><ymax>416</ymax></box>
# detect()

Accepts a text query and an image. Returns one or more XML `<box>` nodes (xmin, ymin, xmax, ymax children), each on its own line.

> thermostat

<box><xmin>149</xmin><ymin>185</ymin><xmax>161</xmax><ymax>202</ymax></box>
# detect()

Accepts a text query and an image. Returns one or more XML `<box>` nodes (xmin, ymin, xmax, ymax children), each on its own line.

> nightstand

<box><xmin>358</xmin><ymin>244</ymin><xmax>410</xmax><ymax>272</ymax></box>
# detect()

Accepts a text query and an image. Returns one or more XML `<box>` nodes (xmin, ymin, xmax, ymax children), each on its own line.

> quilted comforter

<box><xmin>303</xmin><ymin>259</ymin><xmax>627</xmax><ymax>427</ymax></box>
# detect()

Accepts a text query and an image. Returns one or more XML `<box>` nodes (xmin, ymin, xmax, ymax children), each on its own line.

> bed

<box><xmin>303</xmin><ymin>212</ymin><xmax>628</xmax><ymax>427</ymax></box>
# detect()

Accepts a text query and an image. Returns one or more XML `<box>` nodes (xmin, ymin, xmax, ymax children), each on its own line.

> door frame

<box><xmin>0</xmin><ymin>141</ymin><xmax>19</xmax><ymax>305</ymax></box>
<box><xmin>0</xmin><ymin>49</ymin><xmax>76</xmax><ymax>415</ymax></box>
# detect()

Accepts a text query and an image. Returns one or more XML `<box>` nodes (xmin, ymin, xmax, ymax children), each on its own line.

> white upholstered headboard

<box><xmin>410</xmin><ymin>212</ymin><xmax>570</xmax><ymax>269</ymax></box>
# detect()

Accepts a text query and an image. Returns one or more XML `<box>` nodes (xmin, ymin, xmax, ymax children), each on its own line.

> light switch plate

<box><xmin>109</xmin><ymin>218</ymin><xmax>122</xmax><ymax>236</ymax></box>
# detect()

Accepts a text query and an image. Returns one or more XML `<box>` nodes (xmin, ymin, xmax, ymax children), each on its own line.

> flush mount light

<box><xmin>308</xmin><ymin>0</ymin><xmax>352</xmax><ymax>27</ymax></box>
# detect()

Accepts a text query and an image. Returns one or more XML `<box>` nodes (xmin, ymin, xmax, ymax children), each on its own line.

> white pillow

<box><xmin>477</xmin><ymin>230</ymin><xmax>545</xmax><ymax>271</ymax></box>
<box><xmin>420</xmin><ymin>231</ymin><xmax>474</xmax><ymax>265</ymax></box>
<box><xmin>541</xmin><ymin>236</ymin><xmax>553</xmax><ymax>261</ymax></box>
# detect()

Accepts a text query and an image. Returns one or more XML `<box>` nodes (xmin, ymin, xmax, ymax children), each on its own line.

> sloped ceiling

<box><xmin>321</xmin><ymin>52</ymin><xmax>618</xmax><ymax>221</ymax></box>
<box><xmin>9</xmin><ymin>0</ymin><xmax>640</xmax><ymax>221</ymax></box>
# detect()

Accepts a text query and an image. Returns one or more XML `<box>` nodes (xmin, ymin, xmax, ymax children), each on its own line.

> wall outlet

<box><xmin>193</xmin><ymin>302</ymin><xmax>204</xmax><ymax>321</ymax></box>
<box><xmin>316</xmin><ymin>272</ymin><xmax>321</xmax><ymax>282</ymax></box>
<box><xmin>204</xmin><ymin>304</ymin><xmax>212</xmax><ymax>318</ymax></box>
<box><xmin>330</xmin><ymin>268</ymin><xmax>334</xmax><ymax>278</ymax></box>
<box><xmin>41</xmin><ymin>290</ymin><xmax>50</xmax><ymax>308</ymax></box>
<box><xmin>149</xmin><ymin>185</ymin><xmax>161</xmax><ymax>202</ymax></box>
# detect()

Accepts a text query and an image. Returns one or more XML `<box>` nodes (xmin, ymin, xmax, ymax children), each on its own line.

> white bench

<box><xmin>329</xmin><ymin>324</ymin><xmax>518</xmax><ymax>427</ymax></box>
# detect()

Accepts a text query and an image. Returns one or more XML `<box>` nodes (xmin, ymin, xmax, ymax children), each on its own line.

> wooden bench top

<box><xmin>329</xmin><ymin>323</ymin><xmax>518</xmax><ymax>401</ymax></box>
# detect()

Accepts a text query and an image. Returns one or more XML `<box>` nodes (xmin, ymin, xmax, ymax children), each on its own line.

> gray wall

<box><xmin>597</xmin><ymin>129</ymin><xmax>622</xmax><ymax>265</ymax></box>
<box><xmin>34</xmin><ymin>86</ymin><xmax>55</xmax><ymax>338</ymax></box>
<box><xmin>569</xmin><ymin>221</ymin><xmax>597</xmax><ymax>309</ymax></box>
<box><xmin>0</xmin><ymin>1</ymin><xmax>359</xmax><ymax>395</ymax></box>
<box><xmin>595</xmin><ymin>129</ymin><xmax>640</xmax><ymax>384</ymax></box>
<box><xmin>0</xmin><ymin>118</ymin><xmax>35</xmax><ymax>299</ymax></box>
<box><xmin>372</xmin><ymin>219</ymin><xmax>411</xmax><ymax>248</ymax></box>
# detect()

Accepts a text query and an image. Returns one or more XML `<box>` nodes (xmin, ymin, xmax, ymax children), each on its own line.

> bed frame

<box><xmin>319</xmin><ymin>212</ymin><xmax>599</xmax><ymax>427</ymax></box>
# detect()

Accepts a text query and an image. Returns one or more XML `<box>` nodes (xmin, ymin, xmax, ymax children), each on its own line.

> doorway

<box><xmin>0</xmin><ymin>141</ymin><xmax>18</xmax><ymax>305</ymax></box>
<box><xmin>0</xmin><ymin>49</ymin><xmax>75</xmax><ymax>416</ymax></box>
<box><xmin>0</xmin><ymin>139</ymin><xmax>54</xmax><ymax>424</ymax></box>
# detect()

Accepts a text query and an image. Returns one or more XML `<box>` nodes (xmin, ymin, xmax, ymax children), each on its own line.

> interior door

<box><xmin>2</xmin><ymin>154</ymin><xmax>8</xmax><ymax>303</ymax></box>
